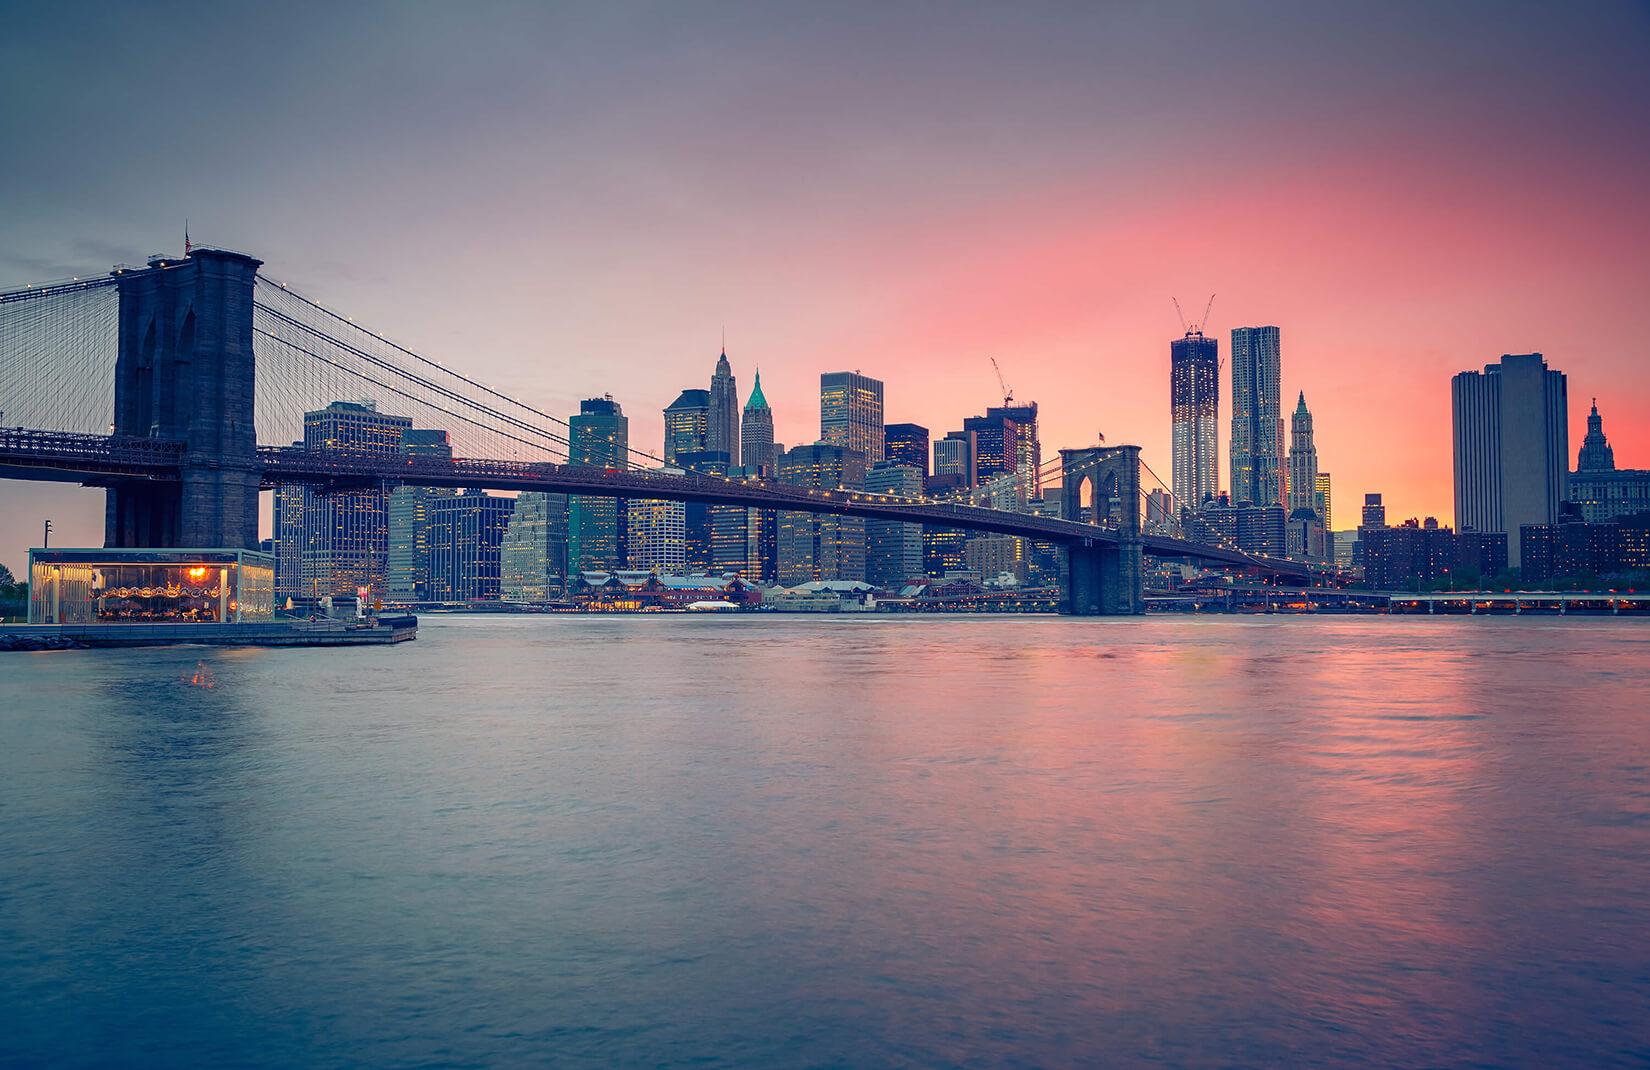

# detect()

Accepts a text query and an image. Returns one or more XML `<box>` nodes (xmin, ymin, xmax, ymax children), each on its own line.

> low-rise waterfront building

<box><xmin>29</xmin><ymin>548</ymin><xmax>275</xmax><ymax>625</ymax></box>
<box><xmin>1520</xmin><ymin>508</ymin><xmax>1650</xmax><ymax>585</ymax></box>
<box><xmin>570</xmin><ymin>571</ymin><xmax>759</xmax><ymax>611</ymax></box>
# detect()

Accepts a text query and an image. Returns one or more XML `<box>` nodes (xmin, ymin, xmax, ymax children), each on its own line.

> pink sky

<box><xmin>3</xmin><ymin>3</ymin><xmax>1649</xmax><ymax>565</ymax></box>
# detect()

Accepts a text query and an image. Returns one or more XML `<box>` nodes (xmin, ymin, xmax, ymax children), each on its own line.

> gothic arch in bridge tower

<box><xmin>177</xmin><ymin>307</ymin><xmax>195</xmax><ymax>359</ymax></box>
<box><xmin>1057</xmin><ymin>445</ymin><xmax>1144</xmax><ymax>615</ymax></box>
<box><xmin>170</xmin><ymin>307</ymin><xmax>196</xmax><ymax>431</ymax></box>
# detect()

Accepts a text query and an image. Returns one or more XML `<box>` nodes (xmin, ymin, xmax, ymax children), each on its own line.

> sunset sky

<box><xmin>3</xmin><ymin>2</ymin><xmax>1649</xmax><ymax>566</ymax></box>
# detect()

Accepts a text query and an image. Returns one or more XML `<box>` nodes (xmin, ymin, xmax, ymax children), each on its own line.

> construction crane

<box><xmin>1171</xmin><ymin>293</ymin><xmax>1217</xmax><ymax>337</ymax></box>
<box><xmin>989</xmin><ymin>355</ymin><xmax>1014</xmax><ymax>407</ymax></box>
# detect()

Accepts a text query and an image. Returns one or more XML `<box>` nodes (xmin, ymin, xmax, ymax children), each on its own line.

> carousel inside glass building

<box><xmin>28</xmin><ymin>549</ymin><xmax>276</xmax><ymax>626</ymax></box>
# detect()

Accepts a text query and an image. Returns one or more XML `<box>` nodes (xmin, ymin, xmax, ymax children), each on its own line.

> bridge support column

<box><xmin>106</xmin><ymin>248</ymin><xmax>263</xmax><ymax>549</ymax></box>
<box><xmin>1057</xmin><ymin>445</ymin><xmax>1144</xmax><ymax>616</ymax></box>
<box><xmin>1062</xmin><ymin>540</ymin><xmax>1143</xmax><ymax>616</ymax></box>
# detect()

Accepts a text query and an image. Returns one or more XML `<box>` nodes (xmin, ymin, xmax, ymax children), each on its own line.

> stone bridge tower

<box><xmin>105</xmin><ymin>248</ymin><xmax>262</xmax><ymax>549</ymax></box>
<box><xmin>1059</xmin><ymin>445</ymin><xmax>1144</xmax><ymax>615</ymax></box>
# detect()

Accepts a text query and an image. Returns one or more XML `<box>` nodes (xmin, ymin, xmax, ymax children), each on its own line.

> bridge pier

<box><xmin>1063</xmin><ymin>540</ymin><xmax>1143</xmax><ymax>616</ymax></box>
<box><xmin>106</xmin><ymin>249</ymin><xmax>263</xmax><ymax>549</ymax></box>
<box><xmin>1058</xmin><ymin>445</ymin><xmax>1144</xmax><ymax>616</ymax></box>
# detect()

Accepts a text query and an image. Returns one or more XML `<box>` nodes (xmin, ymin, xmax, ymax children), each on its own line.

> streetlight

<box><xmin>43</xmin><ymin>519</ymin><xmax>53</xmax><ymax>548</ymax></box>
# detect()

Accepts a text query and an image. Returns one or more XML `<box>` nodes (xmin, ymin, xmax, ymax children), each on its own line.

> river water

<box><xmin>2</xmin><ymin>615</ymin><xmax>1647</xmax><ymax>1068</ymax></box>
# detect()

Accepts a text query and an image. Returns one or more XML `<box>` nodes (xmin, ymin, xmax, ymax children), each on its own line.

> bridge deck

<box><xmin>0</xmin><ymin>428</ymin><xmax>1317</xmax><ymax>579</ymax></box>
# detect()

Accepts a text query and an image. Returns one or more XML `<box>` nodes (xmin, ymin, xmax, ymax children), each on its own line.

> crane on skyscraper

<box><xmin>989</xmin><ymin>355</ymin><xmax>1014</xmax><ymax>407</ymax></box>
<box><xmin>1172</xmin><ymin>294</ymin><xmax>1217</xmax><ymax>337</ymax></box>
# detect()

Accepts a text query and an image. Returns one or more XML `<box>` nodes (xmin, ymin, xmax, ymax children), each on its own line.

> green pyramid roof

<box><xmin>745</xmin><ymin>368</ymin><xmax>769</xmax><ymax>411</ymax></box>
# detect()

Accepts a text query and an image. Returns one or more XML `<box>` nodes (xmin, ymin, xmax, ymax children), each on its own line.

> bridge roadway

<box><xmin>0</xmin><ymin>427</ymin><xmax>1315</xmax><ymax>579</ymax></box>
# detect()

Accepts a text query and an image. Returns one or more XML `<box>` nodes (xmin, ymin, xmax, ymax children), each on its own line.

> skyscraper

<box><xmin>1452</xmin><ymin>352</ymin><xmax>1569</xmax><ymax>566</ymax></box>
<box><xmin>427</xmin><ymin>490</ymin><xmax>515</xmax><ymax>602</ymax></box>
<box><xmin>276</xmin><ymin>400</ymin><xmax>411</xmax><ymax>600</ymax></box>
<box><xmin>1314</xmin><ymin>471</ymin><xmax>1333</xmax><ymax>531</ymax></box>
<box><xmin>627</xmin><ymin>492</ymin><xmax>687</xmax><ymax>573</ymax></box>
<box><xmin>883</xmin><ymin>423</ymin><xmax>930</xmax><ymax>476</ymax></box>
<box><xmin>1230</xmin><ymin>326</ymin><xmax>1284</xmax><ymax>506</ymax></box>
<box><xmin>272</xmin><ymin>480</ymin><xmax>306</xmax><ymax>599</ymax></box>
<box><xmin>923</xmin><ymin>526</ymin><xmax>968</xmax><ymax>578</ymax></box>
<box><xmin>964</xmin><ymin>404</ymin><xmax>1041</xmax><ymax>498</ymax></box>
<box><xmin>820</xmin><ymin>371</ymin><xmax>884</xmax><ymax>461</ymax></box>
<box><xmin>1171</xmin><ymin>328</ymin><xmax>1220</xmax><ymax>512</ymax></box>
<box><xmin>865</xmin><ymin>460</ymin><xmax>924</xmax><ymax>588</ymax></box>
<box><xmin>777</xmin><ymin>443</ymin><xmax>866</xmax><ymax>583</ymax></box>
<box><xmin>499</xmin><ymin>492</ymin><xmax>569</xmax><ymax>602</ymax></box>
<box><xmin>1288</xmin><ymin>391</ymin><xmax>1319</xmax><ymax>516</ymax></box>
<box><xmin>933</xmin><ymin>431</ymin><xmax>977</xmax><ymax>489</ymax></box>
<box><xmin>708</xmin><ymin>349</ymin><xmax>740</xmax><ymax>466</ymax></box>
<box><xmin>663</xmin><ymin>389</ymin><xmax>710</xmax><ymax>464</ymax></box>
<box><xmin>710</xmin><ymin>477</ymin><xmax>777</xmax><ymax>582</ymax></box>
<box><xmin>740</xmin><ymin>370</ymin><xmax>777</xmax><ymax>475</ymax></box>
<box><xmin>387</xmin><ymin>428</ymin><xmax>455</xmax><ymax>602</ymax></box>
<box><xmin>568</xmin><ymin>396</ymin><xmax>629</xmax><ymax>571</ymax></box>
<box><xmin>674</xmin><ymin>449</ymin><xmax>730</xmax><ymax>571</ymax></box>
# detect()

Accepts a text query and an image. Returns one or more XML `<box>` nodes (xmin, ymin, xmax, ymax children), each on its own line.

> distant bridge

<box><xmin>0</xmin><ymin>248</ymin><xmax>1323</xmax><ymax>613</ymax></box>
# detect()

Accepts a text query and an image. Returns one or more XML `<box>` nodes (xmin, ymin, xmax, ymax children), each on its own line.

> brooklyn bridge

<box><xmin>0</xmin><ymin>246</ymin><xmax>1321</xmax><ymax>614</ymax></box>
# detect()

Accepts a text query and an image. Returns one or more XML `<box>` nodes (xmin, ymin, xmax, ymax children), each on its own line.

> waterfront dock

<box><xmin>0</xmin><ymin>615</ymin><xmax>417</xmax><ymax>650</ymax></box>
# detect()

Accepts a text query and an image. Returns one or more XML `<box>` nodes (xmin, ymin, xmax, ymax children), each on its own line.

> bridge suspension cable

<box><xmin>0</xmin><ymin>275</ymin><xmax>119</xmax><ymax>436</ymax></box>
<box><xmin>251</xmin><ymin>274</ymin><xmax>676</xmax><ymax>471</ymax></box>
<box><xmin>252</xmin><ymin>325</ymin><xmax>579</xmax><ymax>462</ymax></box>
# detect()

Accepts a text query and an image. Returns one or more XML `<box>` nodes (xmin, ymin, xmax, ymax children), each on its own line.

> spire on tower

<box><xmin>745</xmin><ymin>367</ymin><xmax>769</xmax><ymax>410</ymax></box>
<box><xmin>1578</xmin><ymin>398</ymin><xmax>1615</xmax><ymax>472</ymax></box>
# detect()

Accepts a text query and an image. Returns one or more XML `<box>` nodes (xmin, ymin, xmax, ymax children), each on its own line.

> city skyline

<box><xmin>3</xmin><ymin>3</ymin><xmax>1650</xmax><ymax>566</ymax></box>
<box><xmin>8</xmin><ymin>10</ymin><xmax>1650</xmax><ymax>1070</ymax></box>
